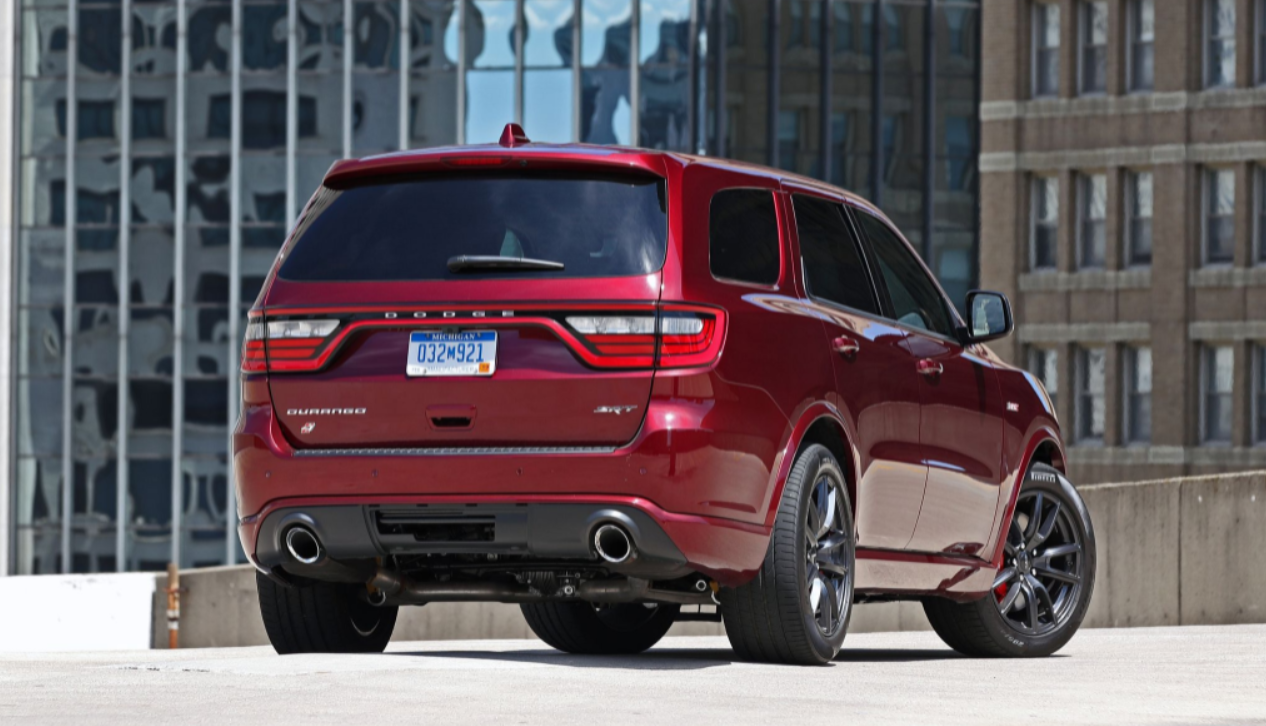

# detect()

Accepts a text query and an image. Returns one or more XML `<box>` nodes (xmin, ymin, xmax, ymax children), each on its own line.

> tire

<box><xmin>256</xmin><ymin>571</ymin><xmax>398</xmax><ymax>654</ymax></box>
<box><xmin>719</xmin><ymin>443</ymin><xmax>856</xmax><ymax>665</ymax></box>
<box><xmin>923</xmin><ymin>463</ymin><xmax>1097</xmax><ymax>658</ymax></box>
<box><xmin>520</xmin><ymin>601</ymin><xmax>680</xmax><ymax>655</ymax></box>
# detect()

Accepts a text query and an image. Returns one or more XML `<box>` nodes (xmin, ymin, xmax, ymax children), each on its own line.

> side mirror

<box><xmin>961</xmin><ymin>290</ymin><xmax>1013</xmax><ymax>344</ymax></box>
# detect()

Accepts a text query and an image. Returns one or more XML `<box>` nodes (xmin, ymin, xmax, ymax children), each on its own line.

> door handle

<box><xmin>917</xmin><ymin>359</ymin><xmax>943</xmax><ymax>377</ymax></box>
<box><xmin>832</xmin><ymin>336</ymin><xmax>860</xmax><ymax>356</ymax></box>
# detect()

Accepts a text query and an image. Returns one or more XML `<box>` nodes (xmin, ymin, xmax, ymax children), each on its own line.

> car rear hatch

<box><xmin>253</xmin><ymin>162</ymin><xmax>718</xmax><ymax>450</ymax></box>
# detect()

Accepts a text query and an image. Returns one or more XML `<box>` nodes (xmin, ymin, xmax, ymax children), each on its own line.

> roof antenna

<box><xmin>499</xmin><ymin>123</ymin><xmax>530</xmax><ymax>148</ymax></box>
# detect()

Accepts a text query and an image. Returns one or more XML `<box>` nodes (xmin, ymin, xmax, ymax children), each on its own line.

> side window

<box><xmin>709</xmin><ymin>189</ymin><xmax>781</xmax><ymax>286</ymax></box>
<box><xmin>793</xmin><ymin>195</ymin><xmax>879</xmax><ymax>315</ymax></box>
<box><xmin>857</xmin><ymin>212</ymin><xmax>956</xmax><ymax>337</ymax></box>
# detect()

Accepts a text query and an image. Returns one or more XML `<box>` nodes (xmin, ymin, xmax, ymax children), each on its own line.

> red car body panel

<box><xmin>235</xmin><ymin>141</ymin><xmax>1065</xmax><ymax>600</ymax></box>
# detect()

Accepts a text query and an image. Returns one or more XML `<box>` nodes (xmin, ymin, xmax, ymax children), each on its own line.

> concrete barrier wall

<box><xmin>1081</xmin><ymin>470</ymin><xmax>1266</xmax><ymax>628</ymax></box>
<box><xmin>149</xmin><ymin>566</ymin><xmax>933</xmax><ymax>649</ymax></box>
<box><xmin>148</xmin><ymin>469</ymin><xmax>1264</xmax><ymax>648</ymax></box>
<box><xmin>4</xmin><ymin>470</ymin><xmax>1261</xmax><ymax>651</ymax></box>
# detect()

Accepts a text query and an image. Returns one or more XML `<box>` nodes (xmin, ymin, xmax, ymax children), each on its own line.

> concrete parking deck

<box><xmin>1</xmin><ymin>624</ymin><xmax>1263</xmax><ymax>725</ymax></box>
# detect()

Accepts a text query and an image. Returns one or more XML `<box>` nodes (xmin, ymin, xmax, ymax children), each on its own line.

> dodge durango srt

<box><xmin>237</xmin><ymin>124</ymin><xmax>1095</xmax><ymax>664</ymax></box>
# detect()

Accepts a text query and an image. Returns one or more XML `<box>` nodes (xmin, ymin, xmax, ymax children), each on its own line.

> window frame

<box><xmin>1032</xmin><ymin>2</ymin><xmax>1062</xmax><ymax>98</ymax></box>
<box><xmin>1031</xmin><ymin>175</ymin><xmax>1060</xmax><ymax>272</ymax></box>
<box><xmin>851</xmin><ymin>207</ymin><xmax>963</xmax><ymax>343</ymax></box>
<box><xmin>1205</xmin><ymin>0</ymin><xmax>1238</xmax><ymax>89</ymax></box>
<box><xmin>1125</xmin><ymin>170</ymin><xmax>1154</xmax><ymax>267</ymax></box>
<box><xmin>792</xmin><ymin>193</ymin><xmax>883</xmax><ymax>317</ymax></box>
<box><xmin>1203</xmin><ymin>167</ymin><xmax>1237</xmax><ymax>267</ymax></box>
<box><xmin>1074</xmin><ymin>345</ymin><xmax>1107</xmax><ymax>444</ymax></box>
<box><xmin>1200</xmin><ymin>344</ymin><xmax>1235</xmax><ymax>445</ymax></box>
<box><xmin>1127</xmin><ymin>0</ymin><xmax>1156</xmax><ymax>92</ymax></box>
<box><xmin>1123</xmin><ymin>345</ymin><xmax>1153</xmax><ymax>445</ymax></box>
<box><xmin>1078</xmin><ymin>0</ymin><xmax>1109</xmax><ymax>95</ymax></box>
<box><xmin>1077</xmin><ymin>172</ymin><xmax>1107</xmax><ymax>269</ymax></box>
<box><xmin>708</xmin><ymin>187</ymin><xmax>785</xmax><ymax>290</ymax></box>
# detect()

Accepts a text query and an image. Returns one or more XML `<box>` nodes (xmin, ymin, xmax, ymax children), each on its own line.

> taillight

<box><xmin>564</xmin><ymin>305</ymin><xmax>724</xmax><ymax>369</ymax></box>
<box><xmin>241</xmin><ymin>318</ymin><xmax>341</xmax><ymax>373</ymax></box>
<box><xmin>656</xmin><ymin>306</ymin><xmax>723</xmax><ymax>368</ymax></box>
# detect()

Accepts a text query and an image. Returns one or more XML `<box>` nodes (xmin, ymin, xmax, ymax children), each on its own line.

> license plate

<box><xmin>406</xmin><ymin>331</ymin><xmax>497</xmax><ymax>377</ymax></box>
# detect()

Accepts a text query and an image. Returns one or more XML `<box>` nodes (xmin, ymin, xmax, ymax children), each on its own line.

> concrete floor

<box><xmin>1</xmin><ymin>625</ymin><xmax>1263</xmax><ymax>725</ymax></box>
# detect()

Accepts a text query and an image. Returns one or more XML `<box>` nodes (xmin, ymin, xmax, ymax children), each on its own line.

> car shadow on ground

<box><xmin>385</xmin><ymin>645</ymin><xmax>973</xmax><ymax>670</ymax></box>
<box><xmin>386</xmin><ymin>647</ymin><xmax>738</xmax><ymax>671</ymax></box>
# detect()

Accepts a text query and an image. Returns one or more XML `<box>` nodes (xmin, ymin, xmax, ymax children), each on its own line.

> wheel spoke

<box><xmin>992</xmin><ymin>567</ymin><xmax>1017</xmax><ymax>590</ymax></box>
<box><xmin>1029</xmin><ymin>499</ymin><xmax>1062</xmax><ymax>549</ymax></box>
<box><xmin>1039</xmin><ymin>542</ymin><xmax>1082</xmax><ymax>561</ymax></box>
<box><xmin>817</xmin><ymin>560</ymin><xmax>848</xmax><ymax>577</ymax></box>
<box><xmin>1023</xmin><ymin>492</ymin><xmax>1044</xmax><ymax>542</ymax></box>
<box><xmin>998</xmin><ymin>581</ymin><xmax>1023</xmax><ymax>613</ymax></box>
<box><xmin>1026</xmin><ymin>574</ymin><xmax>1057</xmax><ymax>622</ymax></box>
<box><xmin>818</xmin><ymin>578</ymin><xmax>837</xmax><ymax>631</ymax></box>
<box><xmin>809</xmin><ymin>577</ymin><xmax>823</xmax><ymax>612</ymax></box>
<box><xmin>806</xmin><ymin>504</ymin><xmax>822</xmax><ymax>545</ymax></box>
<box><xmin>1024</xmin><ymin>581</ymin><xmax>1039</xmax><ymax>631</ymax></box>
<box><xmin>820</xmin><ymin>486</ymin><xmax>837</xmax><ymax>538</ymax></box>
<box><xmin>1034</xmin><ymin>564</ymin><xmax>1080</xmax><ymax>585</ymax></box>
<box><xmin>817</xmin><ymin>533</ymin><xmax>850</xmax><ymax>551</ymax></box>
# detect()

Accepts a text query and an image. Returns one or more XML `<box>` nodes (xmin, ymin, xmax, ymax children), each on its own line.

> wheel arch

<box><xmin>988</xmin><ymin>430</ymin><xmax>1068</xmax><ymax>568</ymax></box>
<box><xmin>763</xmin><ymin>404</ymin><xmax>859</xmax><ymax>530</ymax></box>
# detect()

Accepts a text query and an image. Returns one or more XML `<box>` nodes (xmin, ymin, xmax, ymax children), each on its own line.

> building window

<box><xmin>1075</xmin><ymin>347</ymin><xmax>1106</xmax><ymax>443</ymax></box>
<box><xmin>1080</xmin><ymin>1</ymin><xmax>1108</xmax><ymax>94</ymax></box>
<box><xmin>1128</xmin><ymin>0</ymin><xmax>1155</xmax><ymax>91</ymax></box>
<box><xmin>1124</xmin><ymin>346</ymin><xmax>1152</xmax><ymax>444</ymax></box>
<box><xmin>1206</xmin><ymin>0</ymin><xmax>1236</xmax><ymax>88</ymax></box>
<box><xmin>1259</xmin><ymin>0</ymin><xmax>1266</xmax><ymax>84</ymax></box>
<box><xmin>1205</xmin><ymin>168</ymin><xmax>1236</xmax><ymax>265</ymax></box>
<box><xmin>1034</xmin><ymin>3</ymin><xmax>1061</xmax><ymax>97</ymax></box>
<box><xmin>778</xmin><ymin>110</ymin><xmax>802</xmax><ymax>172</ymax></box>
<box><xmin>1030</xmin><ymin>347</ymin><xmax>1060</xmax><ymax>412</ymax></box>
<box><xmin>1032</xmin><ymin>176</ymin><xmax>1059</xmax><ymax>270</ymax></box>
<box><xmin>1078</xmin><ymin>174</ymin><xmax>1107</xmax><ymax>269</ymax></box>
<box><xmin>1202</xmin><ymin>345</ymin><xmax>1234</xmax><ymax>443</ymax></box>
<box><xmin>1257</xmin><ymin>166</ymin><xmax>1266</xmax><ymax>264</ymax></box>
<box><xmin>1126</xmin><ymin>171</ymin><xmax>1153</xmax><ymax>266</ymax></box>
<box><xmin>1256</xmin><ymin>345</ymin><xmax>1266</xmax><ymax>444</ymax></box>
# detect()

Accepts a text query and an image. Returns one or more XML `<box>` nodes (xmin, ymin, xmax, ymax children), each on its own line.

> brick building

<box><xmin>980</xmin><ymin>0</ymin><xmax>1266</xmax><ymax>483</ymax></box>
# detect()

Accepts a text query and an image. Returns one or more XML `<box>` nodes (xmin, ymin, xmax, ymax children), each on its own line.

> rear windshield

<box><xmin>278</xmin><ymin>172</ymin><xmax>668</xmax><ymax>281</ymax></box>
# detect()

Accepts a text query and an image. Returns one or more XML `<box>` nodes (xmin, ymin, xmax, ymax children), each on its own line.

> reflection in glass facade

<box><xmin>7</xmin><ymin>0</ymin><xmax>979</xmax><ymax>574</ymax></box>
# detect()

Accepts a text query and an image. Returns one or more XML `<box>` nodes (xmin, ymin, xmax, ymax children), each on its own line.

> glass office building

<box><xmin>3</xmin><ymin>0</ymin><xmax>980</xmax><ymax>574</ymax></box>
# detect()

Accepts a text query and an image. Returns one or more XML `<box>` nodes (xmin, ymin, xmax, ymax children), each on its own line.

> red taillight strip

<box><xmin>245</xmin><ymin>303</ymin><xmax>726</xmax><ymax>373</ymax></box>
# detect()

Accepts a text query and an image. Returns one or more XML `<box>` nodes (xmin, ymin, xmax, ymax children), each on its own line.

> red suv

<box><xmin>238</xmin><ymin>125</ymin><xmax>1095</xmax><ymax>665</ymax></box>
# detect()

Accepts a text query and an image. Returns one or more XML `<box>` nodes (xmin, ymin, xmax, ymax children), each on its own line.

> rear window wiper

<box><xmin>446</xmin><ymin>255</ymin><xmax>565</xmax><ymax>273</ymax></box>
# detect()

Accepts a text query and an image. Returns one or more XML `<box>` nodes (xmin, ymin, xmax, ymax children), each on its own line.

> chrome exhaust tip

<box><xmin>285</xmin><ymin>525</ymin><xmax>323</xmax><ymax>565</ymax></box>
<box><xmin>593</xmin><ymin>524</ymin><xmax>634</xmax><ymax>564</ymax></box>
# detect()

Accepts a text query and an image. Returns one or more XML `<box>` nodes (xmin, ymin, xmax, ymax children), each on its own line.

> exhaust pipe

<box><xmin>285</xmin><ymin>525</ymin><xmax>323</xmax><ymax>565</ymax></box>
<box><xmin>593</xmin><ymin>524</ymin><xmax>635</xmax><ymax>564</ymax></box>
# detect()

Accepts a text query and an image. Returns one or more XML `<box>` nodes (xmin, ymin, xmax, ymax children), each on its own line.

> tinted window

<box><xmin>857</xmin><ymin>213</ymin><xmax>956</xmax><ymax>337</ymax></box>
<box><xmin>279</xmin><ymin>172</ymin><xmax>667</xmax><ymax>281</ymax></box>
<box><xmin>709</xmin><ymin>189</ymin><xmax>780</xmax><ymax>285</ymax></box>
<box><xmin>793</xmin><ymin>195</ymin><xmax>878</xmax><ymax>314</ymax></box>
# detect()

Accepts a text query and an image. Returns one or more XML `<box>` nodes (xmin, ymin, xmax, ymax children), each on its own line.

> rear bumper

<box><xmin>242</xmin><ymin>495</ymin><xmax>769</xmax><ymax>586</ymax></box>
<box><xmin>234</xmin><ymin>371</ymin><xmax>788</xmax><ymax>585</ymax></box>
<box><xmin>252</xmin><ymin>501</ymin><xmax>693</xmax><ymax>581</ymax></box>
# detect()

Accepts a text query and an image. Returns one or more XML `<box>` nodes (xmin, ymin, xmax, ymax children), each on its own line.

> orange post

<box><xmin>165</xmin><ymin>563</ymin><xmax>181</xmax><ymax>650</ymax></box>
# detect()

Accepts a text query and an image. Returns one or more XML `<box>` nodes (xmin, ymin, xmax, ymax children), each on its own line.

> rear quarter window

<box><xmin>709</xmin><ymin>189</ymin><xmax>781</xmax><ymax>286</ymax></box>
